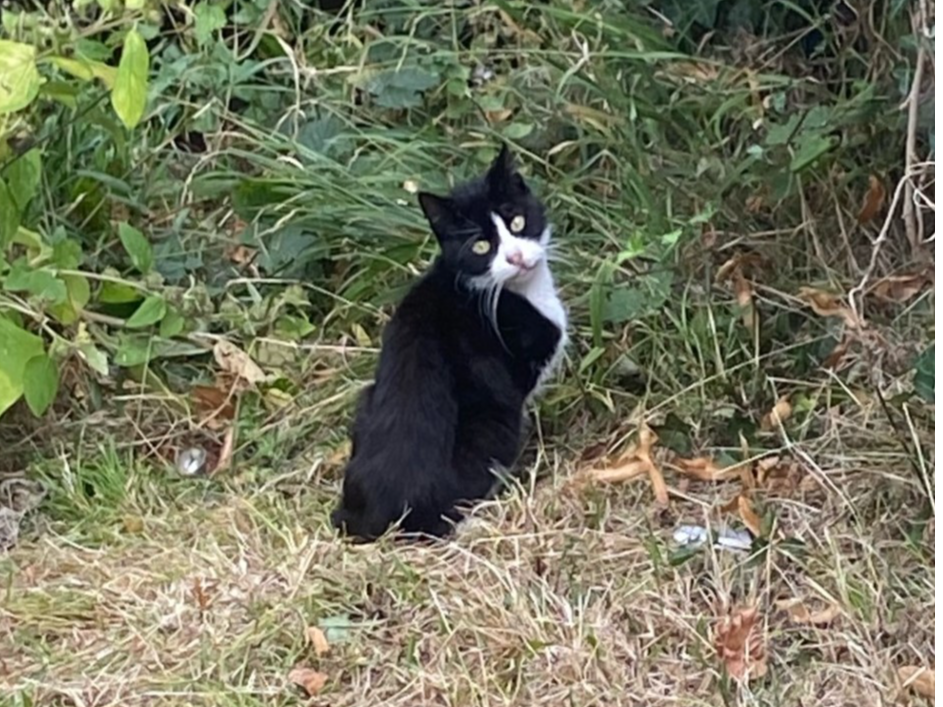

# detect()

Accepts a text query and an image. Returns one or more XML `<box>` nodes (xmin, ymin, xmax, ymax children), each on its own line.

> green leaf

<box><xmin>118</xmin><ymin>222</ymin><xmax>153</xmax><ymax>273</ymax></box>
<box><xmin>126</xmin><ymin>295</ymin><xmax>166</xmax><ymax>328</ymax></box>
<box><xmin>364</xmin><ymin>67</ymin><xmax>440</xmax><ymax>109</ymax></box>
<box><xmin>48</xmin><ymin>274</ymin><xmax>91</xmax><ymax>325</ymax></box>
<box><xmin>914</xmin><ymin>344</ymin><xmax>934</xmax><ymax>402</ymax></box>
<box><xmin>78</xmin><ymin>342</ymin><xmax>109</xmax><ymax>376</ymax></box>
<box><xmin>49</xmin><ymin>56</ymin><xmax>117</xmax><ymax>89</ymax></box>
<box><xmin>3</xmin><ymin>261</ymin><xmax>68</xmax><ymax>304</ymax></box>
<box><xmin>110</xmin><ymin>28</ymin><xmax>149</xmax><ymax>129</ymax></box>
<box><xmin>790</xmin><ymin>133</ymin><xmax>835</xmax><ymax>172</ymax></box>
<box><xmin>6</xmin><ymin>149</ymin><xmax>42</xmax><ymax>211</ymax></box>
<box><xmin>502</xmin><ymin>122</ymin><xmax>534</xmax><ymax>140</ymax></box>
<box><xmin>0</xmin><ymin>178</ymin><xmax>18</xmax><ymax>247</ymax></box>
<box><xmin>193</xmin><ymin>2</ymin><xmax>227</xmax><ymax>45</ymax></box>
<box><xmin>602</xmin><ymin>271</ymin><xmax>673</xmax><ymax>323</ymax></box>
<box><xmin>0</xmin><ymin>40</ymin><xmax>41</xmax><ymax>114</ymax></box>
<box><xmin>22</xmin><ymin>354</ymin><xmax>58</xmax><ymax>417</ymax></box>
<box><xmin>159</xmin><ymin>306</ymin><xmax>185</xmax><ymax>338</ymax></box>
<box><xmin>0</xmin><ymin>317</ymin><xmax>44</xmax><ymax>417</ymax></box>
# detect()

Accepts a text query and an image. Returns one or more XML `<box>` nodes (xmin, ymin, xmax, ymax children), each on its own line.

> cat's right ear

<box><xmin>418</xmin><ymin>192</ymin><xmax>457</xmax><ymax>240</ymax></box>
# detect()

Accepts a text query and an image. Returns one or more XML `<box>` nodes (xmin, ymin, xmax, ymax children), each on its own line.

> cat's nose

<box><xmin>506</xmin><ymin>251</ymin><xmax>524</xmax><ymax>267</ymax></box>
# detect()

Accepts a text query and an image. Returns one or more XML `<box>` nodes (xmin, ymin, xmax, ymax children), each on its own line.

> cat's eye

<box><xmin>510</xmin><ymin>215</ymin><xmax>526</xmax><ymax>233</ymax></box>
<box><xmin>472</xmin><ymin>240</ymin><xmax>491</xmax><ymax>255</ymax></box>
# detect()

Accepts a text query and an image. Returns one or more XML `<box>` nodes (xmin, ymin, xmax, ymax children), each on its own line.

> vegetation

<box><xmin>0</xmin><ymin>1</ymin><xmax>934</xmax><ymax>705</ymax></box>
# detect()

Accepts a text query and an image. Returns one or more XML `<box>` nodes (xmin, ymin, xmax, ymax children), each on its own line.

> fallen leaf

<box><xmin>226</xmin><ymin>244</ymin><xmax>257</xmax><ymax>267</ymax></box>
<box><xmin>775</xmin><ymin>598</ymin><xmax>841</xmax><ymax>625</ymax></box>
<box><xmin>761</xmin><ymin>396</ymin><xmax>792</xmax><ymax>431</ymax></box>
<box><xmin>674</xmin><ymin>456</ymin><xmax>742</xmax><ymax>482</ymax></box>
<box><xmin>734</xmin><ymin>271</ymin><xmax>756</xmax><ymax>329</ymax></box>
<box><xmin>192</xmin><ymin>383</ymin><xmax>236</xmax><ymax>430</ymax></box>
<box><xmin>756</xmin><ymin>456</ymin><xmax>803</xmax><ymax>496</ymax></box>
<box><xmin>584</xmin><ymin>424</ymin><xmax>668</xmax><ymax>504</ymax></box>
<box><xmin>898</xmin><ymin>666</ymin><xmax>935</xmax><ymax>699</ymax></box>
<box><xmin>485</xmin><ymin>108</ymin><xmax>513</xmax><ymax>123</ymax></box>
<box><xmin>288</xmin><ymin>666</ymin><xmax>328</xmax><ymax>696</ymax></box>
<box><xmin>209</xmin><ymin>427</ymin><xmax>235</xmax><ymax>475</ymax></box>
<box><xmin>737</xmin><ymin>495</ymin><xmax>763</xmax><ymax>536</ymax></box>
<box><xmin>798</xmin><ymin>287</ymin><xmax>861</xmax><ymax>329</ymax></box>
<box><xmin>870</xmin><ymin>270</ymin><xmax>932</xmax><ymax>303</ymax></box>
<box><xmin>213</xmin><ymin>340</ymin><xmax>267</xmax><ymax>385</ymax></box>
<box><xmin>714</xmin><ymin>606</ymin><xmax>767</xmax><ymax>681</ymax></box>
<box><xmin>856</xmin><ymin>175</ymin><xmax>886</xmax><ymax>224</ymax></box>
<box><xmin>307</xmin><ymin>626</ymin><xmax>331</xmax><ymax>657</ymax></box>
<box><xmin>823</xmin><ymin>334</ymin><xmax>853</xmax><ymax>370</ymax></box>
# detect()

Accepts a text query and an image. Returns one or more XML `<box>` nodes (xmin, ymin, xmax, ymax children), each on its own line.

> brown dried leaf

<box><xmin>484</xmin><ymin>109</ymin><xmax>513</xmax><ymax>124</ymax></box>
<box><xmin>714</xmin><ymin>606</ymin><xmax>768</xmax><ymax>681</ymax></box>
<box><xmin>584</xmin><ymin>425</ymin><xmax>668</xmax><ymax>504</ymax></box>
<box><xmin>870</xmin><ymin>271</ymin><xmax>932</xmax><ymax>303</ymax></box>
<box><xmin>226</xmin><ymin>244</ymin><xmax>257</xmax><ymax>267</ymax></box>
<box><xmin>209</xmin><ymin>427</ymin><xmax>235</xmax><ymax>476</ymax></box>
<box><xmin>588</xmin><ymin>458</ymin><xmax>649</xmax><ymax>483</ymax></box>
<box><xmin>898</xmin><ymin>666</ymin><xmax>935</xmax><ymax>699</ymax></box>
<box><xmin>737</xmin><ymin>495</ymin><xmax>763</xmax><ymax>537</ymax></box>
<box><xmin>637</xmin><ymin>424</ymin><xmax>669</xmax><ymax>505</ymax></box>
<box><xmin>798</xmin><ymin>287</ymin><xmax>861</xmax><ymax>329</ymax></box>
<box><xmin>674</xmin><ymin>457</ymin><xmax>742</xmax><ymax>482</ymax></box>
<box><xmin>856</xmin><ymin>175</ymin><xmax>886</xmax><ymax>224</ymax></box>
<box><xmin>775</xmin><ymin>598</ymin><xmax>841</xmax><ymax>625</ymax></box>
<box><xmin>761</xmin><ymin>396</ymin><xmax>792</xmax><ymax>431</ymax></box>
<box><xmin>213</xmin><ymin>340</ymin><xmax>267</xmax><ymax>385</ymax></box>
<box><xmin>288</xmin><ymin>666</ymin><xmax>328</xmax><ymax>696</ymax></box>
<box><xmin>307</xmin><ymin>626</ymin><xmax>330</xmax><ymax>657</ymax></box>
<box><xmin>192</xmin><ymin>384</ymin><xmax>236</xmax><ymax>430</ymax></box>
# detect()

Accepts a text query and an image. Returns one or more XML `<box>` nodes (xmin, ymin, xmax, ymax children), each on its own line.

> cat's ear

<box><xmin>487</xmin><ymin>144</ymin><xmax>528</xmax><ymax>196</ymax></box>
<box><xmin>418</xmin><ymin>192</ymin><xmax>459</xmax><ymax>240</ymax></box>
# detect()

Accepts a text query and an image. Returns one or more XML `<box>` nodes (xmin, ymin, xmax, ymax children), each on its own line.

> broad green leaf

<box><xmin>78</xmin><ymin>342</ymin><xmax>109</xmax><ymax>376</ymax></box>
<box><xmin>790</xmin><ymin>133</ymin><xmax>835</xmax><ymax>172</ymax></box>
<box><xmin>99</xmin><ymin>281</ymin><xmax>143</xmax><ymax>304</ymax></box>
<box><xmin>49</xmin><ymin>56</ymin><xmax>117</xmax><ymax>89</ymax></box>
<box><xmin>3</xmin><ymin>262</ymin><xmax>68</xmax><ymax>304</ymax></box>
<box><xmin>51</xmin><ymin>238</ymin><xmax>83</xmax><ymax>269</ymax></box>
<box><xmin>364</xmin><ymin>67</ymin><xmax>440</xmax><ymax>109</ymax></box>
<box><xmin>0</xmin><ymin>317</ymin><xmax>43</xmax><ymax>417</ymax></box>
<box><xmin>48</xmin><ymin>274</ymin><xmax>91</xmax><ymax>325</ymax></box>
<box><xmin>194</xmin><ymin>2</ymin><xmax>227</xmax><ymax>45</ymax></box>
<box><xmin>0</xmin><ymin>40</ymin><xmax>40</xmax><ymax>114</ymax></box>
<box><xmin>6</xmin><ymin>149</ymin><xmax>41</xmax><ymax>211</ymax></box>
<box><xmin>111</xmin><ymin>28</ymin><xmax>149</xmax><ymax>129</ymax></box>
<box><xmin>0</xmin><ymin>178</ymin><xmax>18</xmax><ymax>247</ymax></box>
<box><xmin>159</xmin><ymin>306</ymin><xmax>185</xmax><ymax>338</ymax></box>
<box><xmin>23</xmin><ymin>354</ymin><xmax>59</xmax><ymax>417</ymax></box>
<box><xmin>118</xmin><ymin>222</ymin><xmax>153</xmax><ymax>273</ymax></box>
<box><xmin>126</xmin><ymin>295</ymin><xmax>167</xmax><ymax>328</ymax></box>
<box><xmin>115</xmin><ymin>335</ymin><xmax>153</xmax><ymax>367</ymax></box>
<box><xmin>502</xmin><ymin>122</ymin><xmax>534</xmax><ymax>140</ymax></box>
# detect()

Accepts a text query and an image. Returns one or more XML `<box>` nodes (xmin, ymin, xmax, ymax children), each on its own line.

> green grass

<box><xmin>0</xmin><ymin>1</ymin><xmax>934</xmax><ymax>705</ymax></box>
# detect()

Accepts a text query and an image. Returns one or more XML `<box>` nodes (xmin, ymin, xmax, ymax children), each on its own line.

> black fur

<box><xmin>331</xmin><ymin>146</ymin><xmax>562</xmax><ymax>541</ymax></box>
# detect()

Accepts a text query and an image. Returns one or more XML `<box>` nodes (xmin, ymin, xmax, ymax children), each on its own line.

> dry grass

<box><xmin>0</xmin><ymin>384</ymin><xmax>933</xmax><ymax>706</ymax></box>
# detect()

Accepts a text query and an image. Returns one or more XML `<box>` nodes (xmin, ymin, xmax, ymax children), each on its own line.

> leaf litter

<box><xmin>584</xmin><ymin>423</ymin><xmax>669</xmax><ymax>504</ymax></box>
<box><xmin>713</xmin><ymin>605</ymin><xmax>768</xmax><ymax>681</ymax></box>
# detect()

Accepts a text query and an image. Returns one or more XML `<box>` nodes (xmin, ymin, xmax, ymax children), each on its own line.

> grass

<box><xmin>0</xmin><ymin>1</ymin><xmax>935</xmax><ymax>705</ymax></box>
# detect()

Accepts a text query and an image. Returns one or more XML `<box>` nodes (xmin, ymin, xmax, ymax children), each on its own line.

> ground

<box><xmin>0</xmin><ymin>2</ymin><xmax>934</xmax><ymax>706</ymax></box>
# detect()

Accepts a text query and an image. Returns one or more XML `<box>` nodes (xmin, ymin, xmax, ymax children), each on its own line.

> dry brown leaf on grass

<box><xmin>288</xmin><ymin>666</ymin><xmax>329</xmax><ymax>696</ymax></box>
<box><xmin>714</xmin><ymin>606</ymin><xmax>768</xmax><ymax>681</ymax></box>
<box><xmin>856</xmin><ymin>174</ymin><xmax>887</xmax><ymax>224</ymax></box>
<box><xmin>208</xmin><ymin>427</ymin><xmax>235</xmax><ymax>476</ymax></box>
<box><xmin>307</xmin><ymin>626</ymin><xmax>330</xmax><ymax>657</ymax></box>
<box><xmin>213</xmin><ymin>340</ymin><xmax>268</xmax><ymax>385</ymax></box>
<box><xmin>192</xmin><ymin>383</ymin><xmax>236</xmax><ymax>430</ymax></box>
<box><xmin>718</xmin><ymin>493</ymin><xmax>764</xmax><ymax>537</ymax></box>
<box><xmin>798</xmin><ymin>287</ymin><xmax>861</xmax><ymax>329</ymax></box>
<box><xmin>870</xmin><ymin>270</ymin><xmax>933</xmax><ymax>303</ymax></box>
<box><xmin>774</xmin><ymin>598</ymin><xmax>841</xmax><ymax>625</ymax></box>
<box><xmin>898</xmin><ymin>666</ymin><xmax>935</xmax><ymax>700</ymax></box>
<box><xmin>584</xmin><ymin>424</ymin><xmax>669</xmax><ymax>505</ymax></box>
<box><xmin>674</xmin><ymin>456</ymin><xmax>742</xmax><ymax>482</ymax></box>
<box><xmin>760</xmin><ymin>396</ymin><xmax>792</xmax><ymax>431</ymax></box>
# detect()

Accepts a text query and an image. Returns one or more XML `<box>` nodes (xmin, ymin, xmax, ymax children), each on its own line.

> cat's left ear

<box><xmin>487</xmin><ymin>144</ymin><xmax>528</xmax><ymax>196</ymax></box>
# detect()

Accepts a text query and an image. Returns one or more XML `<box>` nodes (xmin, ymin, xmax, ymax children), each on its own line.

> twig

<box><xmin>902</xmin><ymin>6</ymin><xmax>927</xmax><ymax>253</ymax></box>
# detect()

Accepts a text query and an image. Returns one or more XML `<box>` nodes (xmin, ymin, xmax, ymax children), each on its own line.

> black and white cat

<box><xmin>331</xmin><ymin>146</ymin><xmax>566</xmax><ymax>540</ymax></box>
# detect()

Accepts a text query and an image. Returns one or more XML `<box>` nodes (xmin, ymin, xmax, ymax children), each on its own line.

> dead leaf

<box><xmin>209</xmin><ymin>427</ymin><xmax>235</xmax><ymax>475</ymax></box>
<box><xmin>713</xmin><ymin>606</ymin><xmax>768</xmax><ymax>681</ymax></box>
<box><xmin>213</xmin><ymin>340</ymin><xmax>267</xmax><ymax>385</ymax></box>
<box><xmin>761</xmin><ymin>396</ymin><xmax>792</xmax><ymax>431</ymax></box>
<box><xmin>584</xmin><ymin>424</ymin><xmax>668</xmax><ymax>504</ymax></box>
<box><xmin>870</xmin><ymin>271</ymin><xmax>932</xmax><ymax>303</ymax></box>
<box><xmin>288</xmin><ymin>666</ymin><xmax>328</xmax><ymax>696</ymax></box>
<box><xmin>775</xmin><ymin>598</ymin><xmax>841</xmax><ymax>625</ymax></box>
<box><xmin>192</xmin><ymin>383</ymin><xmax>236</xmax><ymax>430</ymax></box>
<box><xmin>715</xmin><ymin>252</ymin><xmax>764</xmax><ymax>284</ymax></box>
<box><xmin>674</xmin><ymin>457</ymin><xmax>742</xmax><ymax>482</ymax></box>
<box><xmin>737</xmin><ymin>495</ymin><xmax>763</xmax><ymax>536</ymax></box>
<box><xmin>307</xmin><ymin>626</ymin><xmax>330</xmax><ymax>657</ymax></box>
<box><xmin>226</xmin><ymin>244</ymin><xmax>257</xmax><ymax>267</ymax></box>
<box><xmin>856</xmin><ymin>175</ymin><xmax>886</xmax><ymax>224</ymax></box>
<box><xmin>484</xmin><ymin>108</ymin><xmax>513</xmax><ymax>124</ymax></box>
<box><xmin>734</xmin><ymin>271</ymin><xmax>756</xmax><ymax>329</ymax></box>
<box><xmin>898</xmin><ymin>666</ymin><xmax>935</xmax><ymax>700</ymax></box>
<box><xmin>798</xmin><ymin>287</ymin><xmax>861</xmax><ymax>329</ymax></box>
<box><xmin>823</xmin><ymin>334</ymin><xmax>853</xmax><ymax>370</ymax></box>
<box><xmin>756</xmin><ymin>456</ymin><xmax>804</xmax><ymax>496</ymax></box>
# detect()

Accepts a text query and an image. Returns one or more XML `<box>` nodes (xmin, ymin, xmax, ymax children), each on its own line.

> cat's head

<box><xmin>417</xmin><ymin>145</ymin><xmax>550</xmax><ymax>288</ymax></box>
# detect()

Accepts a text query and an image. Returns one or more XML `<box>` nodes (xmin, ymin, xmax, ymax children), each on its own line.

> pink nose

<box><xmin>506</xmin><ymin>251</ymin><xmax>524</xmax><ymax>267</ymax></box>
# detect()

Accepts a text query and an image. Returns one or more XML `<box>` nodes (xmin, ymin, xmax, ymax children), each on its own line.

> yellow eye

<box><xmin>472</xmin><ymin>240</ymin><xmax>491</xmax><ymax>255</ymax></box>
<box><xmin>510</xmin><ymin>215</ymin><xmax>526</xmax><ymax>233</ymax></box>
